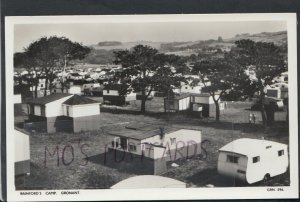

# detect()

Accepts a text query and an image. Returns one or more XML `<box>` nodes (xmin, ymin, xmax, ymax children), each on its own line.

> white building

<box><xmin>29</xmin><ymin>78</ymin><xmax>46</xmax><ymax>92</ymax></box>
<box><xmin>15</xmin><ymin>128</ymin><xmax>30</xmax><ymax>176</ymax></box>
<box><xmin>27</xmin><ymin>93</ymin><xmax>101</xmax><ymax>133</ymax></box>
<box><xmin>82</xmin><ymin>83</ymin><xmax>101</xmax><ymax>91</ymax></box>
<box><xmin>273</xmin><ymin>71</ymin><xmax>288</xmax><ymax>83</ymax></box>
<box><xmin>103</xmin><ymin>84</ymin><xmax>136</xmax><ymax>105</ymax></box>
<box><xmin>52</xmin><ymin>85</ymin><xmax>82</xmax><ymax>95</ymax></box>
<box><xmin>14</xmin><ymin>94</ymin><xmax>22</xmax><ymax>104</ymax></box>
<box><xmin>164</xmin><ymin>94</ymin><xmax>191</xmax><ymax>112</ymax></box>
<box><xmin>266</xmin><ymin>82</ymin><xmax>288</xmax><ymax>99</ymax></box>
<box><xmin>180</xmin><ymin>83</ymin><xmax>202</xmax><ymax>94</ymax></box>
<box><xmin>107</xmin><ymin>123</ymin><xmax>202</xmax><ymax>174</ymax></box>
<box><xmin>67</xmin><ymin>73</ymin><xmax>85</xmax><ymax>80</ymax></box>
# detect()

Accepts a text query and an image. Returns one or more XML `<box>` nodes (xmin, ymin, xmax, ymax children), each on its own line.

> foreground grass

<box><xmin>15</xmin><ymin>101</ymin><xmax>289</xmax><ymax>189</ymax></box>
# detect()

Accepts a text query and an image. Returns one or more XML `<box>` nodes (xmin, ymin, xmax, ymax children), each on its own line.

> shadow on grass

<box><xmin>186</xmin><ymin>168</ymin><xmax>290</xmax><ymax>187</ymax></box>
<box><xmin>101</xmin><ymin>106</ymin><xmax>143</xmax><ymax>115</ymax></box>
<box><xmin>87</xmin><ymin>149</ymin><xmax>155</xmax><ymax>175</ymax></box>
<box><xmin>101</xmin><ymin>106</ymin><xmax>189</xmax><ymax>119</ymax></box>
<box><xmin>185</xmin><ymin>168</ymin><xmax>243</xmax><ymax>187</ymax></box>
<box><xmin>101</xmin><ymin>106</ymin><xmax>288</xmax><ymax>133</ymax></box>
<box><xmin>15</xmin><ymin>163</ymin><xmax>50</xmax><ymax>190</ymax></box>
<box><xmin>80</xmin><ymin>170</ymin><xmax>120</xmax><ymax>189</ymax></box>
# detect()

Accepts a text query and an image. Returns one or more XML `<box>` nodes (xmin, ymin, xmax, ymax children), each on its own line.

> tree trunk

<box><xmin>44</xmin><ymin>77</ymin><xmax>49</xmax><ymax>96</ymax></box>
<box><xmin>259</xmin><ymin>89</ymin><xmax>267</xmax><ymax>126</ymax></box>
<box><xmin>215</xmin><ymin>100</ymin><xmax>220</xmax><ymax>122</ymax></box>
<box><xmin>34</xmin><ymin>84</ymin><xmax>38</xmax><ymax>98</ymax></box>
<box><xmin>260</xmin><ymin>102</ymin><xmax>267</xmax><ymax>126</ymax></box>
<box><xmin>61</xmin><ymin>82</ymin><xmax>65</xmax><ymax>93</ymax></box>
<box><xmin>18</xmin><ymin>76</ymin><xmax>22</xmax><ymax>85</ymax></box>
<box><xmin>49</xmin><ymin>76</ymin><xmax>54</xmax><ymax>93</ymax></box>
<box><xmin>61</xmin><ymin>55</ymin><xmax>67</xmax><ymax>93</ymax></box>
<box><xmin>141</xmin><ymin>88</ymin><xmax>146</xmax><ymax>113</ymax></box>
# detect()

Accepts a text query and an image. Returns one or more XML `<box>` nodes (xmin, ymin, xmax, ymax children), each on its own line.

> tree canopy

<box><xmin>192</xmin><ymin>57</ymin><xmax>252</xmax><ymax>121</ymax></box>
<box><xmin>113</xmin><ymin>45</ymin><xmax>186</xmax><ymax>113</ymax></box>
<box><xmin>231</xmin><ymin>39</ymin><xmax>286</xmax><ymax>125</ymax></box>
<box><xmin>24</xmin><ymin>36</ymin><xmax>90</xmax><ymax>68</ymax></box>
<box><xmin>232</xmin><ymin>39</ymin><xmax>286</xmax><ymax>86</ymax></box>
<box><xmin>20</xmin><ymin>36</ymin><xmax>91</xmax><ymax>95</ymax></box>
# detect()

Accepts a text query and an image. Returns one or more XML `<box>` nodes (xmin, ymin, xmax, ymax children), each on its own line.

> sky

<box><xmin>14</xmin><ymin>21</ymin><xmax>286</xmax><ymax>52</ymax></box>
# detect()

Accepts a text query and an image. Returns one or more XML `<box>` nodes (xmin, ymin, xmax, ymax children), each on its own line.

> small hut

<box><xmin>191</xmin><ymin>93</ymin><xmax>224</xmax><ymax>117</ymax></box>
<box><xmin>164</xmin><ymin>94</ymin><xmax>191</xmax><ymax>113</ymax></box>
<box><xmin>103</xmin><ymin>84</ymin><xmax>136</xmax><ymax>105</ymax></box>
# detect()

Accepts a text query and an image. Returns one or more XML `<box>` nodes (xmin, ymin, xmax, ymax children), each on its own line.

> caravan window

<box><xmin>253</xmin><ymin>156</ymin><xmax>260</xmax><ymax>163</ymax></box>
<box><xmin>278</xmin><ymin>150</ymin><xmax>284</xmax><ymax>156</ymax></box>
<box><xmin>129</xmin><ymin>144</ymin><xmax>137</xmax><ymax>152</ymax></box>
<box><xmin>227</xmin><ymin>155</ymin><xmax>239</xmax><ymax>163</ymax></box>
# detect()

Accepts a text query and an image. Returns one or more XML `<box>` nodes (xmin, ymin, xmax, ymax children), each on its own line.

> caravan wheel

<box><xmin>263</xmin><ymin>173</ymin><xmax>271</xmax><ymax>184</ymax></box>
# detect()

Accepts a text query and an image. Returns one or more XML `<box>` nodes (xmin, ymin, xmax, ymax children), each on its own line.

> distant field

<box><xmin>15</xmin><ymin>100</ymin><xmax>289</xmax><ymax>189</ymax></box>
<box><xmin>91</xmin><ymin>41</ymin><xmax>162</xmax><ymax>51</ymax></box>
<box><xmin>164</xmin><ymin>50</ymin><xmax>198</xmax><ymax>56</ymax></box>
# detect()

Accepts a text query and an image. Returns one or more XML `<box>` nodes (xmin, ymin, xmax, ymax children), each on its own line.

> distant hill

<box><xmin>225</xmin><ymin>31</ymin><xmax>287</xmax><ymax>46</ymax></box>
<box><xmin>85</xmin><ymin>31</ymin><xmax>287</xmax><ymax>63</ymax></box>
<box><xmin>98</xmin><ymin>41</ymin><xmax>122</xmax><ymax>46</ymax></box>
<box><xmin>160</xmin><ymin>31</ymin><xmax>287</xmax><ymax>55</ymax></box>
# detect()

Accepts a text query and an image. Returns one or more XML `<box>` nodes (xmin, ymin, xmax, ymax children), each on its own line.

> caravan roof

<box><xmin>219</xmin><ymin>138</ymin><xmax>287</xmax><ymax>157</ymax></box>
<box><xmin>111</xmin><ymin>175</ymin><xmax>186</xmax><ymax>188</ymax></box>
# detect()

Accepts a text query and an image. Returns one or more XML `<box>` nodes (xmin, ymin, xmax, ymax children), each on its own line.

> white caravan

<box><xmin>217</xmin><ymin>138</ymin><xmax>288</xmax><ymax>184</ymax></box>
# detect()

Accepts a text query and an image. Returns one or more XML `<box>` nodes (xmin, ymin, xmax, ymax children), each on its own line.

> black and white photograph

<box><xmin>5</xmin><ymin>14</ymin><xmax>298</xmax><ymax>200</ymax></box>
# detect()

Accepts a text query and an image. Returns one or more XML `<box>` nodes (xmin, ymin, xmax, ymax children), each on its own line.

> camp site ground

<box><xmin>14</xmin><ymin>98</ymin><xmax>289</xmax><ymax>189</ymax></box>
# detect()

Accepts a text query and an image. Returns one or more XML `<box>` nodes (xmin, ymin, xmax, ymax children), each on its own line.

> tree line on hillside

<box><xmin>14</xmin><ymin>36</ymin><xmax>287</xmax><ymax>126</ymax></box>
<box><xmin>161</xmin><ymin>39</ymin><xmax>219</xmax><ymax>52</ymax></box>
<box><xmin>82</xmin><ymin>48</ymin><xmax>116</xmax><ymax>64</ymax></box>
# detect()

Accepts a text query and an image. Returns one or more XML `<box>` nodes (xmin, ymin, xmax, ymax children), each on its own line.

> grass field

<box><xmin>15</xmin><ymin>98</ymin><xmax>289</xmax><ymax>189</ymax></box>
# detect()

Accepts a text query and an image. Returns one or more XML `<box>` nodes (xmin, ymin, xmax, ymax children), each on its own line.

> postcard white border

<box><xmin>5</xmin><ymin>13</ymin><xmax>298</xmax><ymax>201</ymax></box>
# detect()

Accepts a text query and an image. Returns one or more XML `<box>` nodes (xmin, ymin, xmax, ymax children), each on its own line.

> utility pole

<box><xmin>63</xmin><ymin>55</ymin><xmax>67</xmax><ymax>84</ymax></box>
<box><xmin>61</xmin><ymin>54</ymin><xmax>68</xmax><ymax>93</ymax></box>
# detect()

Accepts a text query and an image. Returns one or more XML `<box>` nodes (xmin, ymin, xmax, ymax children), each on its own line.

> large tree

<box><xmin>192</xmin><ymin>58</ymin><xmax>252</xmax><ymax>122</ymax></box>
<box><xmin>113</xmin><ymin>45</ymin><xmax>186</xmax><ymax>113</ymax></box>
<box><xmin>14</xmin><ymin>52</ymin><xmax>42</xmax><ymax>98</ymax></box>
<box><xmin>232</xmin><ymin>39</ymin><xmax>286</xmax><ymax>126</ymax></box>
<box><xmin>24</xmin><ymin>36</ymin><xmax>90</xmax><ymax>95</ymax></box>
